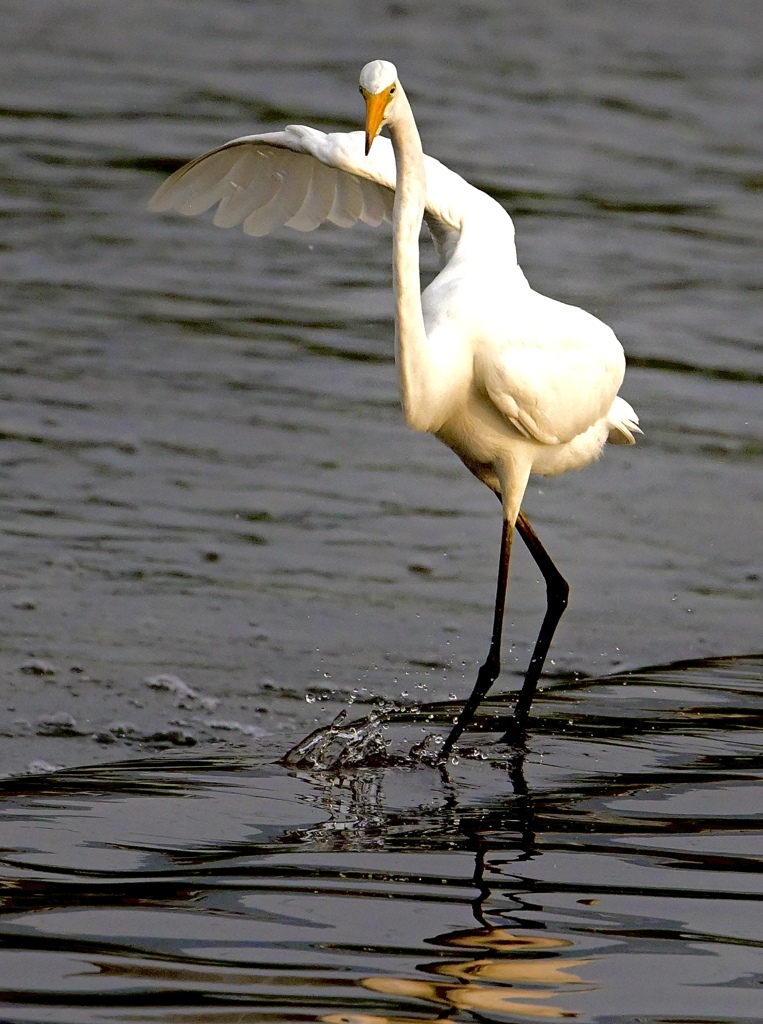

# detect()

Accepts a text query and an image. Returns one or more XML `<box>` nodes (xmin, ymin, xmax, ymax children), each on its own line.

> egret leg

<box><xmin>500</xmin><ymin>511</ymin><xmax>569</xmax><ymax>743</ymax></box>
<box><xmin>440</xmin><ymin>517</ymin><xmax>513</xmax><ymax>760</ymax></box>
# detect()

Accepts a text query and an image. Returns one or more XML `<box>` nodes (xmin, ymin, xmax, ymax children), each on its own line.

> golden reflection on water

<box><xmin>433</xmin><ymin>956</ymin><xmax>588</xmax><ymax>984</ymax></box>
<box><xmin>438</xmin><ymin>927</ymin><xmax>571</xmax><ymax>952</ymax></box>
<box><xmin>324</xmin><ymin>1018</ymin><xmax>426</xmax><ymax>1024</ymax></box>
<box><xmin>324</xmin><ymin>928</ymin><xmax>592</xmax><ymax>1023</ymax></box>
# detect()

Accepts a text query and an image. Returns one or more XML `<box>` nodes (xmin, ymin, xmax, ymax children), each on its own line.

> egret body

<box><xmin>150</xmin><ymin>60</ymin><xmax>640</xmax><ymax>756</ymax></box>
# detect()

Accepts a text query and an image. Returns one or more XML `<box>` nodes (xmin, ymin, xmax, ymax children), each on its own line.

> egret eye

<box><xmin>389</xmin><ymin>85</ymin><xmax>396</xmax><ymax>94</ymax></box>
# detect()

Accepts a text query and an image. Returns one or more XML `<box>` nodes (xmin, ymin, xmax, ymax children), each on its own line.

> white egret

<box><xmin>150</xmin><ymin>60</ymin><xmax>640</xmax><ymax>756</ymax></box>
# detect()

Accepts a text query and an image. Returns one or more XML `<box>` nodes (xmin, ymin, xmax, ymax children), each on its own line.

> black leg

<box><xmin>500</xmin><ymin>511</ymin><xmax>569</xmax><ymax>743</ymax></box>
<box><xmin>440</xmin><ymin>517</ymin><xmax>513</xmax><ymax>759</ymax></box>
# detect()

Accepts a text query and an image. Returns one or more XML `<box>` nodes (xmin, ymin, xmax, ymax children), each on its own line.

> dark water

<box><xmin>0</xmin><ymin>0</ymin><xmax>761</xmax><ymax>1020</ymax></box>
<box><xmin>1</xmin><ymin>655</ymin><xmax>762</xmax><ymax>1022</ymax></box>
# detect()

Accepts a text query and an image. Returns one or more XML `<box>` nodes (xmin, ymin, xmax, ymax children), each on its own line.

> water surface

<box><xmin>1</xmin><ymin>654</ymin><xmax>761</xmax><ymax>1022</ymax></box>
<box><xmin>0</xmin><ymin>2</ymin><xmax>761</xmax><ymax>1019</ymax></box>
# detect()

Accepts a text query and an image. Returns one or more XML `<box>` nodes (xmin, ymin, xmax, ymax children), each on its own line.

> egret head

<box><xmin>359</xmin><ymin>60</ymin><xmax>399</xmax><ymax>155</ymax></box>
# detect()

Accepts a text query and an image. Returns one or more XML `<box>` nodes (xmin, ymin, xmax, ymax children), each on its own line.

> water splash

<box><xmin>283</xmin><ymin>710</ymin><xmax>388</xmax><ymax>769</ymax></box>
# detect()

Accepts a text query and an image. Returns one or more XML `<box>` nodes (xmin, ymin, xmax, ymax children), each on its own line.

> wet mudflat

<box><xmin>0</xmin><ymin>0</ymin><xmax>761</xmax><ymax>1020</ymax></box>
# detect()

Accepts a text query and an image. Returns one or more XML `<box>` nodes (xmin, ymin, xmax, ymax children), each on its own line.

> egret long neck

<box><xmin>388</xmin><ymin>87</ymin><xmax>431</xmax><ymax>431</ymax></box>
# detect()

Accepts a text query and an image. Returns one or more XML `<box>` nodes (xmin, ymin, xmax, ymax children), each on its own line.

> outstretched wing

<box><xmin>149</xmin><ymin>125</ymin><xmax>468</xmax><ymax>255</ymax></box>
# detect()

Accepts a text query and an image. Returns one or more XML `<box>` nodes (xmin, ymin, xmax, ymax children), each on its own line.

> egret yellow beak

<box><xmin>364</xmin><ymin>91</ymin><xmax>388</xmax><ymax>155</ymax></box>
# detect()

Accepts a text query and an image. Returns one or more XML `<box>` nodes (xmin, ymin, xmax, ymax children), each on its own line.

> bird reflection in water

<box><xmin>325</xmin><ymin>930</ymin><xmax>589</xmax><ymax>1022</ymax></box>
<box><xmin>288</xmin><ymin>738</ymin><xmax>594</xmax><ymax>1021</ymax></box>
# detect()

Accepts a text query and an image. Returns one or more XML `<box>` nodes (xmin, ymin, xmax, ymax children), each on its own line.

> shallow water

<box><xmin>0</xmin><ymin>0</ymin><xmax>761</xmax><ymax>1019</ymax></box>
<box><xmin>1</xmin><ymin>655</ymin><xmax>762</xmax><ymax>1022</ymax></box>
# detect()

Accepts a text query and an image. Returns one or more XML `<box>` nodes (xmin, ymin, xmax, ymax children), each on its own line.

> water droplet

<box><xmin>305</xmin><ymin>694</ymin><xmax>316</xmax><ymax>704</ymax></box>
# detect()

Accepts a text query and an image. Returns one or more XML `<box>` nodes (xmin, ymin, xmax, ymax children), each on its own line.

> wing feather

<box><xmin>284</xmin><ymin>160</ymin><xmax>336</xmax><ymax>231</ymax></box>
<box><xmin>211</xmin><ymin>154</ymin><xmax>279</xmax><ymax>228</ymax></box>
<box><xmin>152</xmin><ymin>147</ymin><xmax>246</xmax><ymax>217</ymax></box>
<box><xmin>358</xmin><ymin>180</ymin><xmax>391</xmax><ymax>227</ymax></box>
<box><xmin>148</xmin><ymin>126</ymin><xmax>475</xmax><ymax>256</ymax></box>
<box><xmin>327</xmin><ymin>170</ymin><xmax>364</xmax><ymax>227</ymax></box>
<box><xmin>238</xmin><ymin>152</ymin><xmax>314</xmax><ymax>236</ymax></box>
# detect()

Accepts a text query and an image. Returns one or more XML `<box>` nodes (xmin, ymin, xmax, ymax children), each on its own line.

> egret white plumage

<box><xmin>150</xmin><ymin>60</ymin><xmax>640</xmax><ymax>756</ymax></box>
